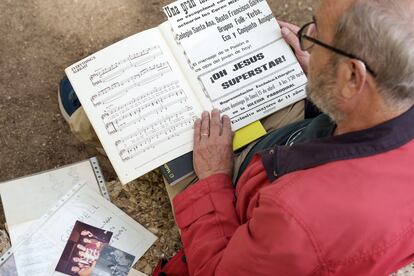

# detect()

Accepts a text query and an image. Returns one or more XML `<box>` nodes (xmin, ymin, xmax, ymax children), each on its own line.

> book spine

<box><xmin>170</xmin><ymin>25</ymin><xmax>211</xmax><ymax>100</ymax></box>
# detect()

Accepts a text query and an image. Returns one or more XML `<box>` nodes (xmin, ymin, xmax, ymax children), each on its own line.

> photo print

<box><xmin>91</xmin><ymin>245</ymin><xmax>135</xmax><ymax>276</ymax></box>
<box><xmin>55</xmin><ymin>221</ymin><xmax>113</xmax><ymax>276</ymax></box>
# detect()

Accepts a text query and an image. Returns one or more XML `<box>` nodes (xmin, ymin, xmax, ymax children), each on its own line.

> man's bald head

<box><xmin>319</xmin><ymin>0</ymin><xmax>414</xmax><ymax>27</ymax></box>
<box><xmin>329</xmin><ymin>0</ymin><xmax>414</xmax><ymax>110</ymax></box>
<box><xmin>313</xmin><ymin>0</ymin><xmax>356</xmax><ymax>42</ymax></box>
<box><xmin>305</xmin><ymin>0</ymin><xmax>414</xmax><ymax>127</ymax></box>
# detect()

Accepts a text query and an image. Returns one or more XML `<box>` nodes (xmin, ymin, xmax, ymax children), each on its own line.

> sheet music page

<box><xmin>163</xmin><ymin>0</ymin><xmax>308</xmax><ymax>130</ymax></box>
<box><xmin>8</xmin><ymin>183</ymin><xmax>156</xmax><ymax>276</ymax></box>
<box><xmin>65</xmin><ymin>28</ymin><xmax>203</xmax><ymax>184</ymax></box>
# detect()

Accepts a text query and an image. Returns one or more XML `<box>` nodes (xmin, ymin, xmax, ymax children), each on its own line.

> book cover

<box><xmin>159</xmin><ymin>151</ymin><xmax>193</xmax><ymax>186</ymax></box>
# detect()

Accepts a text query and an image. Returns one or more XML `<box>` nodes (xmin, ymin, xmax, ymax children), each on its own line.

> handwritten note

<box><xmin>0</xmin><ymin>158</ymin><xmax>108</xmax><ymax>251</ymax></box>
<box><xmin>7</xmin><ymin>183</ymin><xmax>156</xmax><ymax>276</ymax></box>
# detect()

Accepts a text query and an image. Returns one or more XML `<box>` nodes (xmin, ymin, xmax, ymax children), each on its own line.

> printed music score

<box><xmin>91</xmin><ymin>62</ymin><xmax>172</xmax><ymax>106</ymax></box>
<box><xmin>66</xmin><ymin>31</ymin><xmax>206</xmax><ymax>184</ymax></box>
<box><xmin>90</xmin><ymin>46</ymin><xmax>163</xmax><ymax>86</ymax></box>
<box><xmin>103</xmin><ymin>81</ymin><xmax>197</xmax><ymax>161</ymax></box>
<box><xmin>84</xmin><ymin>44</ymin><xmax>197</xmax><ymax>163</ymax></box>
<box><xmin>85</xmin><ymin>44</ymin><xmax>199</xmax><ymax>167</ymax></box>
<box><xmin>118</xmin><ymin>106</ymin><xmax>195</xmax><ymax>161</ymax></box>
<box><xmin>95</xmin><ymin>79</ymin><xmax>196</xmax><ymax>162</ymax></box>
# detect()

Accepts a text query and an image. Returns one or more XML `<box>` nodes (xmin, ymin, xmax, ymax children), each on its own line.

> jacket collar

<box><xmin>260</xmin><ymin>106</ymin><xmax>414</xmax><ymax>182</ymax></box>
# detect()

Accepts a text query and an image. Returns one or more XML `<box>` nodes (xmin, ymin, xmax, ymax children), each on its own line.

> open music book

<box><xmin>65</xmin><ymin>0</ymin><xmax>307</xmax><ymax>184</ymax></box>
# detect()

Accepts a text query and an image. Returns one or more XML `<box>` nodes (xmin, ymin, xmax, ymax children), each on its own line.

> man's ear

<box><xmin>337</xmin><ymin>59</ymin><xmax>367</xmax><ymax>100</ymax></box>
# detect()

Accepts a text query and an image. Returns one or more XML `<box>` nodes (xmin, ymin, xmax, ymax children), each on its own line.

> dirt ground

<box><xmin>0</xmin><ymin>0</ymin><xmax>318</xmax><ymax>274</ymax></box>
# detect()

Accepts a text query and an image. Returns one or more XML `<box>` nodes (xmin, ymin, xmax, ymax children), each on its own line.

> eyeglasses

<box><xmin>297</xmin><ymin>21</ymin><xmax>377</xmax><ymax>77</ymax></box>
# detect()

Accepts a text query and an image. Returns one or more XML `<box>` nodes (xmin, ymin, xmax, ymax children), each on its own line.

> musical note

<box><xmin>90</xmin><ymin>62</ymin><xmax>172</xmax><ymax>106</ymax></box>
<box><xmin>100</xmin><ymin>81</ymin><xmax>187</xmax><ymax>134</ymax></box>
<box><xmin>94</xmin><ymin>76</ymin><xmax>196</xmax><ymax>163</ymax></box>
<box><xmin>115</xmin><ymin>106</ymin><xmax>194</xmax><ymax>142</ymax></box>
<box><xmin>119</xmin><ymin>119</ymin><xmax>195</xmax><ymax>161</ymax></box>
<box><xmin>83</xmin><ymin>42</ymin><xmax>199</xmax><ymax>166</ymax></box>
<box><xmin>89</xmin><ymin>46</ymin><xmax>162</xmax><ymax>86</ymax></box>
<box><xmin>114</xmin><ymin>103</ymin><xmax>196</xmax><ymax>162</ymax></box>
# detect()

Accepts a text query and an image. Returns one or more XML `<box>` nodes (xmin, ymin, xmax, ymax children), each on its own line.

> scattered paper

<box><xmin>2</xmin><ymin>182</ymin><xmax>156</xmax><ymax>276</ymax></box>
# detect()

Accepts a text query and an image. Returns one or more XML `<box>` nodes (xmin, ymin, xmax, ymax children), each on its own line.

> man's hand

<box><xmin>193</xmin><ymin>109</ymin><xmax>233</xmax><ymax>180</ymax></box>
<box><xmin>278</xmin><ymin>20</ymin><xmax>310</xmax><ymax>73</ymax></box>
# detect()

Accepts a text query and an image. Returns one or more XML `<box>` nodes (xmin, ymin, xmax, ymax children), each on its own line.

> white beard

<box><xmin>306</xmin><ymin>67</ymin><xmax>344</xmax><ymax>123</ymax></box>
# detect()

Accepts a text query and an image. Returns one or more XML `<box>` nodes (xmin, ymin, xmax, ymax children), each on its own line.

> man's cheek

<box><xmin>308</xmin><ymin>52</ymin><xmax>318</xmax><ymax>77</ymax></box>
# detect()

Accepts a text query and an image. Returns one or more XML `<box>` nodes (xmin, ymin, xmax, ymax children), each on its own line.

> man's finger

<box><xmin>210</xmin><ymin>109</ymin><xmax>221</xmax><ymax>137</ymax></box>
<box><xmin>281</xmin><ymin>27</ymin><xmax>302</xmax><ymax>53</ymax></box>
<box><xmin>281</xmin><ymin>26</ymin><xmax>310</xmax><ymax>73</ymax></box>
<box><xmin>221</xmin><ymin>115</ymin><xmax>232</xmax><ymax>138</ymax></box>
<box><xmin>278</xmin><ymin>20</ymin><xmax>300</xmax><ymax>33</ymax></box>
<box><xmin>193</xmin><ymin>118</ymin><xmax>201</xmax><ymax>146</ymax></box>
<box><xmin>200</xmin><ymin>111</ymin><xmax>210</xmax><ymax>139</ymax></box>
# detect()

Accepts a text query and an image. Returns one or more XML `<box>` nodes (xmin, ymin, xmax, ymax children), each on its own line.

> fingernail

<box><xmin>212</xmin><ymin>108</ymin><xmax>220</xmax><ymax>113</ymax></box>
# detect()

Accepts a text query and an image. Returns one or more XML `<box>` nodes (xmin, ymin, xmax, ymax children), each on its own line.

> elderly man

<box><xmin>57</xmin><ymin>0</ymin><xmax>414</xmax><ymax>274</ymax></box>
<box><xmin>162</xmin><ymin>0</ymin><xmax>414</xmax><ymax>275</ymax></box>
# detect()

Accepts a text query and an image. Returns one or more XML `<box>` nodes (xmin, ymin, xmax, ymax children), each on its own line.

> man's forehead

<box><xmin>316</xmin><ymin>0</ymin><xmax>356</xmax><ymax>23</ymax></box>
<box><xmin>323</xmin><ymin>0</ymin><xmax>356</xmax><ymax>10</ymax></box>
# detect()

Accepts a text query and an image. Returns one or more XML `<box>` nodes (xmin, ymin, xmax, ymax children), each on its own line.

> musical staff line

<box><xmin>101</xmin><ymin>82</ymin><xmax>187</xmax><ymax>135</ymax></box>
<box><xmin>82</xmin><ymin>42</ymin><xmax>198</xmax><ymax>169</ymax></box>
<box><xmin>91</xmin><ymin>62</ymin><xmax>172</xmax><ymax>106</ymax></box>
<box><xmin>115</xmin><ymin>106</ymin><xmax>194</xmax><ymax>143</ymax></box>
<box><xmin>119</xmin><ymin>125</ymin><xmax>194</xmax><ymax>162</ymax></box>
<box><xmin>101</xmin><ymin>81</ymin><xmax>181</xmax><ymax>120</ymax></box>
<box><xmin>90</xmin><ymin>46</ymin><xmax>163</xmax><ymax>86</ymax></box>
<box><xmin>115</xmin><ymin>96</ymin><xmax>188</xmax><ymax>132</ymax></box>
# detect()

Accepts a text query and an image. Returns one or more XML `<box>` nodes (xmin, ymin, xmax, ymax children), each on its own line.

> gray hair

<box><xmin>332</xmin><ymin>0</ymin><xmax>414</xmax><ymax>110</ymax></box>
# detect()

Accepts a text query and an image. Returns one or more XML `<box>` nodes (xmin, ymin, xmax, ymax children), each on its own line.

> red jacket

<box><xmin>172</xmin><ymin>108</ymin><xmax>414</xmax><ymax>275</ymax></box>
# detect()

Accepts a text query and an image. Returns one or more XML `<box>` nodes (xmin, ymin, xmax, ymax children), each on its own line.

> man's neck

<box><xmin>334</xmin><ymin>105</ymin><xmax>412</xmax><ymax>136</ymax></box>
